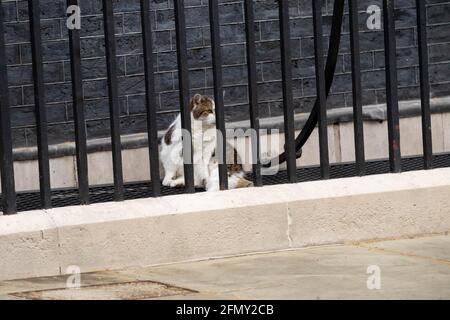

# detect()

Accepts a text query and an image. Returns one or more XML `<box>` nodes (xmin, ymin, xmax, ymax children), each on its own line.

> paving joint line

<box><xmin>355</xmin><ymin>243</ymin><xmax>450</xmax><ymax>267</ymax></box>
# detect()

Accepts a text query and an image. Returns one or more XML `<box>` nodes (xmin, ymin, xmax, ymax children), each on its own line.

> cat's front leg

<box><xmin>162</xmin><ymin>162</ymin><xmax>179</xmax><ymax>187</ymax></box>
<box><xmin>205</xmin><ymin>167</ymin><xmax>220</xmax><ymax>192</ymax></box>
<box><xmin>162</xmin><ymin>142</ymin><xmax>185</xmax><ymax>187</ymax></box>
<box><xmin>194</xmin><ymin>163</ymin><xmax>210</xmax><ymax>188</ymax></box>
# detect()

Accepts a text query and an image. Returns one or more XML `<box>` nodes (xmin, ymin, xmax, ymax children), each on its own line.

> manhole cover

<box><xmin>11</xmin><ymin>281</ymin><xmax>195</xmax><ymax>300</ymax></box>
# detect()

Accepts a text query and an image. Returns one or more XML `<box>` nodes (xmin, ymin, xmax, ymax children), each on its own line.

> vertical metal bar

<box><xmin>209</xmin><ymin>0</ymin><xmax>228</xmax><ymax>190</ymax></box>
<box><xmin>278</xmin><ymin>0</ymin><xmax>297</xmax><ymax>183</ymax></box>
<box><xmin>28</xmin><ymin>0</ymin><xmax>51</xmax><ymax>208</ymax></box>
<box><xmin>67</xmin><ymin>0</ymin><xmax>89</xmax><ymax>204</ymax></box>
<box><xmin>312</xmin><ymin>0</ymin><xmax>330</xmax><ymax>179</ymax></box>
<box><xmin>416</xmin><ymin>0</ymin><xmax>432</xmax><ymax>169</ymax></box>
<box><xmin>348</xmin><ymin>0</ymin><xmax>365</xmax><ymax>176</ymax></box>
<box><xmin>174</xmin><ymin>0</ymin><xmax>195</xmax><ymax>193</ymax></box>
<box><xmin>0</xmin><ymin>4</ymin><xmax>17</xmax><ymax>214</ymax></box>
<box><xmin>383</xmin><ymin>0</ymin><xmax>401</xmax><ymax>173</ymax></box>
<box><xmin>140</xmin><ymin>0</ymin><xmax>161</xmax><ymax>196</ymax></box>
<box><xmin>102</xmin><ymin>0</ymin><xmax>124</xmax><ymax>200</ymax></box>
<box><xmin>244</xmin><ymin>0</ymin><xmax>262</xmax><ymax>187</ymax></box>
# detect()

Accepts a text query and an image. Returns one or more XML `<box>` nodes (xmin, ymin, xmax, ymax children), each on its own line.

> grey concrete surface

<box><xmin>1</xmin><ymin>234</ymin><xmax>449</xmax><ymax>300</ymax></box>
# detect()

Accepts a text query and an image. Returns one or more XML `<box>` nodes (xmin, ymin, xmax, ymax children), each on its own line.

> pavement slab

<box><xmin>1</xmin><ymin>234</ymin><xmax>449</xmax><ymax>300</ymax></box>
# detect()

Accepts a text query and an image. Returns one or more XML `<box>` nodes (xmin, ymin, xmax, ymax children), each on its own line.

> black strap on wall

<box><xmin>266</xmin><ymin>0</ymin><xmax>345</xmax><ymax>167</ymax></box>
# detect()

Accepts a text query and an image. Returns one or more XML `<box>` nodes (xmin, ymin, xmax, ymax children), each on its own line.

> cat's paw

<box><xmin>206</xmin><ymin>185</ymin><xmax>220</xmax><ymax>192</ymax></box>
<box><xmin>169</xmin><ymin>180</ymin><xmax>185</xmax><ymax>188</ymax></box>
<box><xmin>237</xmin><ymin>178</ymin><xmax>254</xmax><ymax>188</ymax></box>
<box><xmin>162</xmin><ymin>178</ymin><xmax>172</xmax><ymax>187</ymax></box>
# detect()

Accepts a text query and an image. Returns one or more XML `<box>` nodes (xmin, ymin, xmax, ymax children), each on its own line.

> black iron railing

<box><xmin>0</xmin><ymin>0</ymin><xmax>435</xmax><ymax>214</ymax></box>
<box><xmin>67</xmin><ymin>0</ymin><xmax>90</xmax><ymax>205</ymax></box>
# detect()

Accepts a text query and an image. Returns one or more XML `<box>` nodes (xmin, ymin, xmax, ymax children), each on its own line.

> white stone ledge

<box><xmin>1</xmin><ymin>168</ymin><xmax>450</xmax><ymax>281</ymax></box>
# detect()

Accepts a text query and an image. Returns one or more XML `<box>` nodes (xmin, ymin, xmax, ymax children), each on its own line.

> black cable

<box><xmin>265</xmin><ymin>0</ymin><xmax>346</xmax><ymax>167</ymax></box>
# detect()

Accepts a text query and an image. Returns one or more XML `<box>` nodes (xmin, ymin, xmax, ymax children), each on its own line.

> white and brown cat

<box><xmin>159</xmin><ymin>94</ymin><xmax>253</xmax><ymax>191</ymax></box>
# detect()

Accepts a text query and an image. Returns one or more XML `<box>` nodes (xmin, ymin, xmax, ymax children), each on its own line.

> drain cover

<box><xmin>11</xmin><ymin>281</ymin><xmax>195</xmax><ymax>300</ymax></box>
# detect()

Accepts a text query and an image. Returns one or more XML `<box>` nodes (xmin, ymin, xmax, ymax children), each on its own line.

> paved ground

<box><xmin>1</xmin><ymin>234</ymin><xmax>450</xmax><ymax>300</ymax></box>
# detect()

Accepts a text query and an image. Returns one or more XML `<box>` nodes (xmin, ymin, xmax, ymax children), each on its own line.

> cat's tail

<box><xmin>261</xmin><ymin>148</ymin><xmax>303</xmax><ymax>168</ymax></box>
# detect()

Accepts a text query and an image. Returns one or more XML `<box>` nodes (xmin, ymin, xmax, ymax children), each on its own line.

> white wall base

<box><xmin>8</xmin><ymin>112</ymin><xmax>450</xmax><ymax>192</ymax></box>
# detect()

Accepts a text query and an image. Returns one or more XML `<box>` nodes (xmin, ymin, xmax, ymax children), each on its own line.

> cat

<box><xmin>160</xmin><ymin>94</ymin><xmax>253</xmax><ymax>191</ymax></box>
<box><xmin>205</xmin><ymin>148</ymin><xmax>254</xmax><ymax>192</ymax></box>
<box><xmin>160</xmin><ymin>94</ymin><xmax>216</xmax><ymax>188</ymax></box>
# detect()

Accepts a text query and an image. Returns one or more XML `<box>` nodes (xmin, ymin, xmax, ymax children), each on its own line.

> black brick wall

<box><xmin>2</xmin><ymin>0</ymin><xmax>450</xmax><ymax>147</ymax></box>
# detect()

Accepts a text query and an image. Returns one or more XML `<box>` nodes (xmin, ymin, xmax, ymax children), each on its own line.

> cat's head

<box><xmin>190</xmin><ymin>94</ymin><xmax>216</xmax><ymax>125</ymax></box>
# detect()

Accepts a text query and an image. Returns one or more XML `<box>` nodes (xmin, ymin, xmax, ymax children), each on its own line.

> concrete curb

<box><xmin>1</xmin><ymin>168</ymin><xmax>450</xmax><ymax>281</ymax></box>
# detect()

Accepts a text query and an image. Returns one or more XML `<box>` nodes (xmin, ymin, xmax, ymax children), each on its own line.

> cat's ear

<box><xmin>189</xmin><ymin>94</ymin><xmax>202</xmax><ymax>110</ymax></box>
